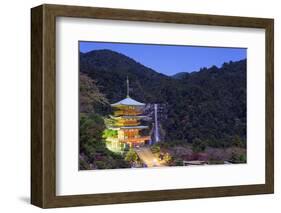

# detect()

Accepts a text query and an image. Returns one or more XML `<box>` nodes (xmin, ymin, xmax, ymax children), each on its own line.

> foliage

<box><xmin>79</xmin><ymin>156</ymin><xmax>91</xmax><ymax>170</ymax></box>
<box><xmin>230</xmin><ymin>151</ymin><xmax>246</xmax><ymax>163</ymax></box>
<box><xmin>151</xmin><ymin>144</ymin><xmax>161</xmax><ymax>154</ymax></box>
<box><xmin>79</xmin><ymin>113</ymin><xmax>130</xmax><ymax>169</ymax></box>
<box><xmin>79</xmin><ymin>73</ymin><xmax>110</xmax><ymax>114</ymax></box>
<box><xmin>175</xmin><ymin>160</ymin><xmax>183</xmax><ymax>166</ymax></box>
<box><xmin>192</xmin><ymin>138</ymin><xmax>207</xmax><ymax>153</ymax></box>
<box><xmin>79</xmin><ymin>113</ymin><xmax>105</xmax><ymax>149</ymax></box>
<box><xmin>239</xmin><ymin>154</ymin><xmax>246</xmax><ymax>163</ymax></box>
<box><xmin>124</xmin><ymin>149</ymin><xmax>139</xmax><ymax>163</ymax></box>
<box><xmin>102</xmin><ymin>129</ymin><xmax>118</xmax><ymax>139</ymax></box>
<box><xmin>231</xmin><ymin>135</ymin><xmax>246</xmax><ymax>148</ymax></box>
<box><xmin>165</xmin><ymin>140</ymin><xmax>186</xmax><ymax>147</ymax></box>
<box><xmin>162</xmin><ymin>152</ymin><xmax>172</xmax><ymax>164</ymax></box>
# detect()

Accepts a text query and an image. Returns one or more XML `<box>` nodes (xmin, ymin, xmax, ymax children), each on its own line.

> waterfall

<box><xmin>154</xmin><ymin>104</ymin><xmax>160</xmax><ymax>143</ymax></box>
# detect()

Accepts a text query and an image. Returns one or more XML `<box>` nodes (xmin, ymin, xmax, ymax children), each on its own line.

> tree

<box><xmin>125</xmin><ymin>149</ymin><xmax>139</xmax><ymax>163</ymax></box>
<box><xmin>79</xmin><ymin>73</ymin><xmax>109</xmax><ymax>113</ymax></box>
<box><xmin>102</xmin><ymin>129</ymin><xmax>118</xmax><ymax>139</ymax></box>
<box><xmin>163</xmin><ymin>153</ymin><xmax>172</xmax><ymax>164</ymax></box>
<box><xmin>192</xmin><ymin>138</ymin><xmax>206</xmax><ymax>153</ymax></box>
<box><xmin>79</xmin><ymin>113</ymin><xmax>130</xmax><ymax>170</ymax></box>
<box><xmin>151</xmin><ymin>145</ymin><xmax>160</xmax><ymax>154</ymax></box>
<box><xmin>230</xmin><ymin>151</ymin><xmax>246</xmax><ymax>163</ymax></box>
<box><xmin>232</xmin><ymin>135</ymin><xmax>241</xmax><ymax>147</ymax></box>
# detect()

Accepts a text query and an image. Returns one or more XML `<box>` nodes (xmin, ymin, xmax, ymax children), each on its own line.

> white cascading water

<box><xmin>154</xmin><ymin>104</ymin><xmax>160</xmax><ymax>143</ymax></box>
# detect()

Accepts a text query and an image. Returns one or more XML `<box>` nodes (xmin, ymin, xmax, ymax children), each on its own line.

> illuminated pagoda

<box><xmin>105</xmin><ymin>77</ymin><xmax>150</xmax><ymax>152</ymax></box>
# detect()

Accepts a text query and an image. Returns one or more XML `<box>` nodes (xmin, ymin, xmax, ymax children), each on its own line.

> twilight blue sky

<box><xmin>79</xmin><ymin>41</ymin><xmax>246</xmax><ymax>76</ymax></box>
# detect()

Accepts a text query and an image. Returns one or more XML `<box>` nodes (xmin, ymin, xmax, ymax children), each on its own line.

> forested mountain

<box><xmin>80</xmin><ymin>49</ymin><xmax>172</xmax><ymax>104</ymax></box>
<box><xmin>79</xmin><ymin>49</ymin><xmax>246</xmax><ymax>148</ymax></box>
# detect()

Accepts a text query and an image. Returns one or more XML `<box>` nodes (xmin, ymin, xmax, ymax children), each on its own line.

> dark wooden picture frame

<box><xmin>31</xmin><ymin>4</ymin><xmax>274</xmax><ymax>208</ymax></box>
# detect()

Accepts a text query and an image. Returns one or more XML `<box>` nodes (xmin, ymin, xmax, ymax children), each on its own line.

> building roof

<box><xmin>111</xmin><ymin>97</ymin><xmax>145</xmax><ymax>107</ymax></box>
<box><xmin>108</xmin><ymin>125</ymin><xmax>149</xmax><ymax>130</ymax></box>
<box><xmin>120</xmin><ymin>126</ymin><xmax>149</xmax><ymax>129</ymax></box>
<box><xmin>110</xmin><ymin>115</ymin><xmax>148</xmax><ymax>119</ymax></box>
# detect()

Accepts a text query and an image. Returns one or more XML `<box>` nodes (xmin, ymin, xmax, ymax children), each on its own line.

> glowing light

<box><xmin>105</xmin><ymin>79</ymin><xmax>151</xmax><ymax>153</ymax></box>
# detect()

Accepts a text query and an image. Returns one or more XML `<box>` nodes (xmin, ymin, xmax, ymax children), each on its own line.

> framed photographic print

<box><xmin>31</xmin><ymin>4</ymin><xmax>274</xmax><ymax>208</ymax></box>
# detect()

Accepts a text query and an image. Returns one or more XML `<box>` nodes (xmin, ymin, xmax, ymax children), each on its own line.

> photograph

<box><xmin>29</xmin><ymin>3</ymin><xmax>274</xmax><ymax>208</ymax></box>
<box><xmin>78</xmin><ymin>41</ymin><xmax>247</xmax><ymax>170</ymax></box>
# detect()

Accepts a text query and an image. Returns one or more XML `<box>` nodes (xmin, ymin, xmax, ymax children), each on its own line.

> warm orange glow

<box><xmin>116</xmin><ymin>120</ymin><xmax>140</xmax><ymax>126</ymax></box>
<box><xmin>122</xmin><ymin>136</ymin><xmax>151</xmax><ymax>143</ymax></box>
<box><xmin>114</xmin><ymin>109</ymin><xmax>142</xmax><ymax>116</ymax></box>
<box><xmin>123</xmin><ymin>129</ymin><xmax>139</xmax><ymax>137</ymax></box>
<box><xmin>113</xmin><ymin>106</ymin><xmax>142</xmax><ymax>116</ymax></box>
<box><xmin>107</xmin><ymin>101</ymin><xmax>150</xmax><ymax>151</ymax></box>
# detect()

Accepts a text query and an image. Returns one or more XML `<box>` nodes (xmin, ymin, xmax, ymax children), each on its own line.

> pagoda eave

<box><xmin>111</xmin><ymin>97</ymin><xmax>145</xmax><ymax>107</ymax></box>
<box><xmin>107</xmin><ymin>125</ymin><xmax>149</xmax><ymax>130</ymax></box>
<box><xmin>110</xmin><ymin>115</ymin><xmax>149</xmax><ymax>119</ymax></box>
<box><xmin>122</xmin><ymin>136</ymin><xmax>151</xmax><ymax>143</ymax></box>
<box><xmin>120</xmin><ymin>126</ymin><xmax>149</xmax><ymax>129</ymax></box>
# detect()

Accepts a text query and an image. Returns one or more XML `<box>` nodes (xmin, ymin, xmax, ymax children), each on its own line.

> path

<box><xmin>134</xmin><ymin>147</ymin><xmax>163</xmax><ymax>167</ymax></box>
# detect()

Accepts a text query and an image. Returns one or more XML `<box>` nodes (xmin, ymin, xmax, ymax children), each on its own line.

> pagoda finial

<box><xmin>126</xmin><ymin>76</ymin><xmax>130</xmax><ymax>98</ymax></box>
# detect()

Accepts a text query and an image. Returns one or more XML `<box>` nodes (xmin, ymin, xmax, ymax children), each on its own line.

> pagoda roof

<box><xmin>120</xmin><ymin>126</ymin><xmax>149</xmax><ymax>129</ymax></box>
<box><xmin>110</xmin><ymin>115</ymin><xmax>148</xmax><ymax>119</ymax></box>
<box><xmin>111</xmin><ymin>97</ymin><xmax>145</xmax><ymax>107</ymax></box>
<box><xmin>108</xmin><ymin>125</ymin><xmax>149</xmax><ymax>130</ymax></box>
